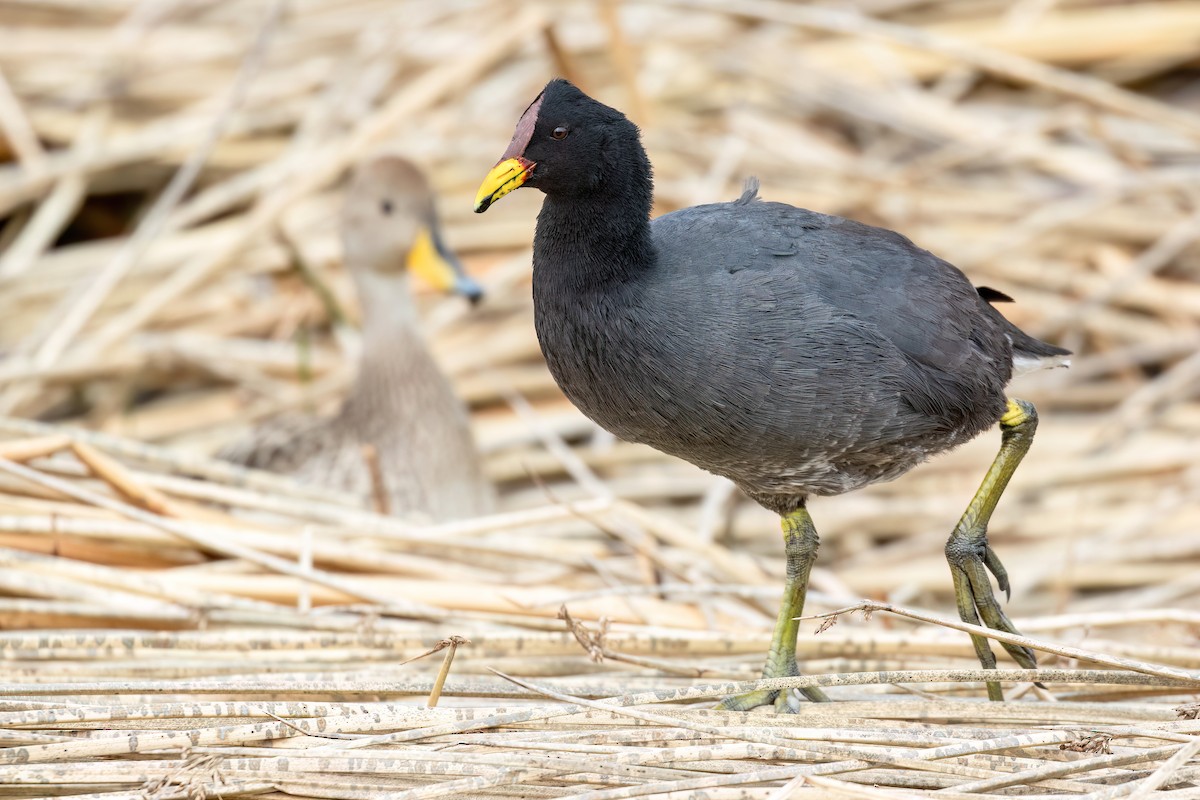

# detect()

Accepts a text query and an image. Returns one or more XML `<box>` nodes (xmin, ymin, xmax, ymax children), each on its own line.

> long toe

<box><xmin>977</xmin><ymin>603</ymin><xmax>1038</xmax><ymax>669</ymax></box>
<box><xmin>958</xmin><ymin>549</ymin><xmax>1041</xmax><ymax>694</ymax></box>
<box><xmin>716</xmin><ymin>689</ymin><xmax>780</xmax><ymax>712</ymax></box>
<box><xmin>963</xmin><ymin>557</ymin><xmax>1038</xmax><ymax>668</ymax></box>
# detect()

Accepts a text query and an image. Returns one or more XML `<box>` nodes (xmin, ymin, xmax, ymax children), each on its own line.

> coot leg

<box><xmin>945</xmin><ymin>398</ymin><xmax>1041</xmax><ymax>701</ymax></box>
<box><xmin>718</xmin><ymin>507</ymin><xmax>831</xmax><ymax>711</ymax></box>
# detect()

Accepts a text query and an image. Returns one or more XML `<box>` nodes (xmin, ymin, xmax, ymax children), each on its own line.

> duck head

<box><xmin>343</xmin><ymin>155</ymin><xmax>483</xmax><ymax>304</ymax></box>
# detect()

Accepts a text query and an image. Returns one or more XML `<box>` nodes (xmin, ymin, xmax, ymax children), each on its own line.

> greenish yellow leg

<box><xmin>945</xmin><ymin>398</ymin><xmax>1040</xmax><ymax>702</ymax></box>
<box><xmin>718</xmin><ymin>508</ymin><xmax>830</xmax><ymax>712</ymax></box>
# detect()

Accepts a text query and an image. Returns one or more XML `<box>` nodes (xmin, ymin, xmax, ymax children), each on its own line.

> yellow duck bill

<box><xmin>474</xmin><ymin>157</ymin><xmax>534</xmax><ymax>213</ymax></box>
<box><xmin>407</xmin><ymin>225</ymin><xmax>483</xmax><ymax>304</ymax></box>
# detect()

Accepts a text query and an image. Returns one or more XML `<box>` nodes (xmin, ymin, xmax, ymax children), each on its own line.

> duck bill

<box><xmin>406</xmin><ymin>224</ymin><xmax>484</xmax><ymax>304</ymax></box>
<box><xmin>474</xmin><ymin>157</ymin><xmax>534</xmax><ymax>213</ymax></box>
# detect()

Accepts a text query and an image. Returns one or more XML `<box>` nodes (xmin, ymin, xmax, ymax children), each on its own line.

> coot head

<box><xmin>475</xmin><ymin>79</ymin><xmax>644</xmax><ymax>212</ymax></box>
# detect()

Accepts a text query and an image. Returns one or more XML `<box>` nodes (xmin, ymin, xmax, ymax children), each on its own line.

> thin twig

<box><xmin>807</xmin><ymin>600</ymin><xmax>1200</xmax><ymax>686</ymax></box>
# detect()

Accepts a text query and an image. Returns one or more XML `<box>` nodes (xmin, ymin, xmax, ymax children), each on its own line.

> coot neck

<box><xmin>533</xmin><ymin>153</ymin><xmax>655</xmax><ymax>292</ymax></box>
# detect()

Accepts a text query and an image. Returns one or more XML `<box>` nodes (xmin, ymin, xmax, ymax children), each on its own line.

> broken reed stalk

<box><xmin>426</xmin><ymin>635</ymin><xmax>469</xmax><ymax>708</ymax></box>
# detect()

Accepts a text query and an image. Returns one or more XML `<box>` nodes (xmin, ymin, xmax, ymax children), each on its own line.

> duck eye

<box><xmin>551</xmin><ymin>126</ymin><xmax>568</xmax><ymax>140</ymax></box>
<box><xmin>380</xmin><ymin>199</ymin><xmax>393</xmax><ymax>215</ymax></box>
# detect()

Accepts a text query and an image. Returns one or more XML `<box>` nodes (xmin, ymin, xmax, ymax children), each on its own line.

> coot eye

<box><xmin>551</xmin><ymin>126</ymin><xmax>568</xmax><ymax>140</ymax></box>
<box><xmin>380</xmin><ymin>200</ymin><xmax>393</xmax><ymax>215</ymax></box>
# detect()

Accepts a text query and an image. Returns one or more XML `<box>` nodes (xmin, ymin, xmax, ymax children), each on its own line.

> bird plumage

<box><xmin>533</xmin><ymin>173</ymin><xmax>1066</xmax><ymax>513</ymax></box>
<box><xmin>476</xmin><ymin>79</ymin><xmax>1068</xmax><ymax>705</ymax></box>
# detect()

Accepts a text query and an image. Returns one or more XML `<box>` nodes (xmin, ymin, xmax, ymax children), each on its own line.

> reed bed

<box><xmin>1</xmin><ymin>0</ymin><xmax>1200</xmax><ymax>797</ymax></box>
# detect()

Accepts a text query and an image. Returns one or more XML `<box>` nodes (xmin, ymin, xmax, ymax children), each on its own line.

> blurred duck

<box><xmin>220</xmin><ymin>155</ymin><xmax>494</xmax><ymax>521</ymax></box>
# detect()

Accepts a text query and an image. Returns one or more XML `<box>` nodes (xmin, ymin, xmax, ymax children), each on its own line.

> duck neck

<box><xmin>341</xmin><ymin>270</ymin><xmax>427</xmax><ymax>424</ymax></box>
<box><xmin>533</xmin><ymin>152</ymin><xmax>655</xmax><ymax>292</ymax></box>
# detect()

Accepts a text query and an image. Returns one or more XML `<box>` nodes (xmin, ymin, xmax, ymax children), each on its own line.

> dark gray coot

<box><xmin>475</xmin><ymin>79</ymin><xmax>1069</xmax><ymax>709</ymax></box>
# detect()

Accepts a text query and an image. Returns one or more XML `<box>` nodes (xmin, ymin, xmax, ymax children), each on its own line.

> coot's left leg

<box><xmin>718</xmin><ymin>506</ymin><xmax>830</xmax><ymax>711</ymax></box>
<box><xmin>945</xmin><ymin>398</ymin><xmax>1040</xmax><ymax>701</ymax></box>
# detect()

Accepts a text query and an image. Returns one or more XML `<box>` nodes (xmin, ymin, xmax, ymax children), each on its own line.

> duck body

<box><xmin>533</xmin><ymin>181</ymin><xmax>1055</xmax><ymax>513</ymax></box>
<box><xmin>222</xmin><ymin>155</ymin><xmax>493</xmax><ymax>522</ymax></box>
<box><xmin>225</xmin><ymin>312</ymin><xmax>493</xmax><ymax>521</ymax></box>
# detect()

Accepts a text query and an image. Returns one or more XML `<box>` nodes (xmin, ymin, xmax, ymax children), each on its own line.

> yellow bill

<box><xmin>474</xmin><ymin>157</ymin><xmax>534</xmax><ymax>213</ymax></box>
<box><xmin>407</xmin><ymin>226</ymin><xmax>483</xmax><ymax>304</ymax></box>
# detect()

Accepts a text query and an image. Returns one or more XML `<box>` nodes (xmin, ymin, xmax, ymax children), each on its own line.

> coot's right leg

<box><xmin>945</xmin><ymin>398</ymin><xmax>1040</xmax><ymax>701</ymax></box>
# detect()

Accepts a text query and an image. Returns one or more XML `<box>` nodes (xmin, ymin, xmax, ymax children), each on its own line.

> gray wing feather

<box><xmin>650</xmin><ymin>201</ymin><xmax>1014</xmax><ymax>430</ymax></box>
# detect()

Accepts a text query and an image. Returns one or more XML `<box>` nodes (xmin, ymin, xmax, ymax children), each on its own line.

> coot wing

<box><xmin>650</xmin><ymin>198</ymin><xmax>1011</xmax><ymax>429</ymax></box>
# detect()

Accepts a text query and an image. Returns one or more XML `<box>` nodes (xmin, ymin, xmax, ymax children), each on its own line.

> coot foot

<box><xmin>945</xmin><ymin>398</ymin><xmax>1040</xmax><ymax>701</ymax></box>
<box><xmin>716</xmin><ymin>664</ymin><xmax>805</xmax><ymax>713</ymax></box>
<box><xmin>717</xmin><ymin>507</ymin><xmax>830</xmax><ymax>712</ymax></box>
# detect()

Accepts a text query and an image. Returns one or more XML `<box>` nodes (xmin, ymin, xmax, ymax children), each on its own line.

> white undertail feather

<box><xmin>1006</xmin><ymin>333</ymin><xmax>1072</xmax><ymax>377</ymax></box>
<box><xmin>1011</xmin><ymin>352</ymin><xmax>1071</xmax><ymax>377</ymax></box>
